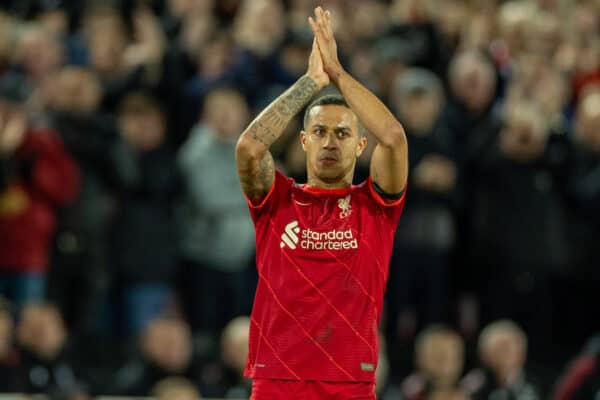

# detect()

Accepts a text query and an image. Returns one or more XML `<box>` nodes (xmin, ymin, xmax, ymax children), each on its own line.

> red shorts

<box><xmin>250</xmin><ymin>379</ymin><xmax>376</xmax><ymax>400</ymax></box>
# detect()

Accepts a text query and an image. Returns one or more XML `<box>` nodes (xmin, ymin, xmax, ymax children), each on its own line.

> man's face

<box><xmin>418</xmin><ymin>334</ymin><xmax>464</xmax><ymax>386</ymax></box>
<box><xmin>301</xmin><ymin>105</ymin><xmax>366</xmax><ymax>184</ymax></box>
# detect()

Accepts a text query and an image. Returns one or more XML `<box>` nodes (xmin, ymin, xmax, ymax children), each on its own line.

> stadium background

<box><xmin>0</xmin><ymin>0</ymin><xmax>599</xmax><ymax>398</ymax></box>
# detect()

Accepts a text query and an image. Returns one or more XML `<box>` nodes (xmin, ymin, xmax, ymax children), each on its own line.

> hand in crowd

<box><xmin>123</xmin><ymin>7</ymin><xmax>166</xmax><ymax>69</ymax></box>
<box><xmin>0</xmin><ymin>106</ymin><xmax>26</xmax><ymax>157</ymax></box>
<box><xmin>413</xmin><ymin>154</ymin><xmax>457</xmax><ymax>193</ymax></box>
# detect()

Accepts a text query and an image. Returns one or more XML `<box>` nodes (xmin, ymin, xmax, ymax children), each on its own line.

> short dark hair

<box><xmin>118</xmin><ymin>92</ymin><xmax>164</xmax><ymax>117</ymax></box>
<box><xmin>303</xmin><ymin>95</ymin><xmax>365</xmax><ymax>136</ymax></box>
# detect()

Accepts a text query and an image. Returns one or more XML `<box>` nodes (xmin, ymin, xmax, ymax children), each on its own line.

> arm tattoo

<box><xmin>239</xmin><ymin>151</ymin><xmax>275</xmax><ymax>201</ymax></box>
<box><xmin>248</xmin><ymin>75</ymin><xmax>318</xmax><ymax>148</ymax></box>
<box><xmin>238</xmin><ymin>75</ymin><xmax>318</xmax><ymax>200</ymax></box>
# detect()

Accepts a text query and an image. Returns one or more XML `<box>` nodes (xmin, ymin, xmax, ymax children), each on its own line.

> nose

<box><xmin>322</xmin><ymin>132</ymin><xmax>338</xmax><ymax>150</ymax></box>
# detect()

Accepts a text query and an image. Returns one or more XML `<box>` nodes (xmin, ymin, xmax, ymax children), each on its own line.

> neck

<box><xmin>306</xmin><ymin>173</ymin><xmax>353</xmax><ymax>189</ymax></box>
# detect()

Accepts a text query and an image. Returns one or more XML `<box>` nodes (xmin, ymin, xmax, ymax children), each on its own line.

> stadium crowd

<box><xmin>0</xmin><ymin>0</ymin><xmax>599</xmax><ymax>398</ymax></box>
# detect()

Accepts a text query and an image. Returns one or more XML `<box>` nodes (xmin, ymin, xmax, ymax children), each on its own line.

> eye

<box><xmin>336</xmin><ymin>130</ymin><xmax>350</xmax><ymax>139</ymax></box>
<box><xmin>313</xmin><ymin>127</ymin><xmax>325</xmax><ymax>136</ymax></box>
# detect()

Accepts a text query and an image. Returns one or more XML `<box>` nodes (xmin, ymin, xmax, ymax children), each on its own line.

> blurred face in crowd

<box><xmin>301</xmin><ymin>104</ymin><xmax>367</xmax><ymax>186</ymax></box>
<box><xmin>36</xmin><ymin>9</ymin><xmax>69</xmax><ymax>36</ymax></box>
<box><xmin>142</xmin><ymin>318</ymin><xmax>192</xmax><ymax>373</ymax></box>
<box><xmin>17</xmin><ymin>304</ymin><xmax>67</xmax><ymax>362</ymax></box>
<box><xmin>153</xmin><ymin>378</ymin><xmax>201</xmax><ymax>400</ymax></box>
<box><xmin>52</xmin><ymin>67</ymin><xmax>102</xmax><ymax>116</ymax></box>
<box><xmin>449</xmin><ymin>52</ymin><xmax>497</xmax><ymax>114</ymax></box>
<box><xmin>17</xmin><ymin>27</ymin><xmax>63</xmax><ymax>80</ymax></box>
<box><xmin>221</xmin><ymin>317</ymin><xmax>250</xmax><ymax>374</ymax></box>
<box><xmin>202</xmin><ymin>89</ymin><xmax>249</xmax><ymax>141</ymax></box>
<box><xmin>234</xmin><ymin>0</ymin><xmax>285</xmax><ymax>56</ymax></box>
<box><xmin>168</xmin><ymin>0</ymin><xmax>214</xmax><ymax>18</ymax></box>
<box><xmin>199</xmin><ymin>35</ymin><xmax>234</xmax><ymax>78</ymax></box>
<box><xmin>156</xmin><ymin>386</ymin><xmax>200</xmax><ymax>400</ymax></box>
<box><xmin>526</xmin><ymin>11</ymin><xmax>562</xmax><ymax>56</ymax></box>
<box><xmin>480</xmin><ymin>326</ymin><xmax>527</xmax><ymax>382</ymax></box>
<box><xmin>395</xmin><ymin>89</ymin><xmax>443</xmax><ymax>135</ymax></box>
<box><xmin>497</xmin><ymin>1</ymin><xmax>533</xmax><ymax>56</ymax></box>
<box><xmin>0</xmin><ymin>311</ymin><xmax>13</xmax><ymax>359</ymax></box>
<box><xmin>576</xmin><ymin>92</ymin><xmax>600</xmax><ymax>152</ymax></box>
<box><xmin>350</xmin><ymin>0</ymin><xmax>389</xmax><ymax>41</ymax></box>
<box><xmin>118</xmin><ymin>97</ymin><xmax>166</xmax><ymax>152</ymax></box>
<box><xmin>416</xmin><ymin>331</ymin><xmax>464</xmax><ymax>388</ymax></box>
<box><xmin>499</xmin><ymin>102</ymin><xmax>548</xmax><ymax>162</ymax></box>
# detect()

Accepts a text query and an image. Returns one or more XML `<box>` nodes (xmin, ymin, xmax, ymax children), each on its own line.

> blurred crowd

<box><xmin>0</xmin><ymin>0</ymin><xmax>599</xmax><ymax>398</ymax></box>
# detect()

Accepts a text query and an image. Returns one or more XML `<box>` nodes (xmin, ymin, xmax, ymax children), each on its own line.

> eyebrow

<box><xmin>311</xmin><ymin>124</ymin><xmax>352</xmax><ymax>130</ymax></box>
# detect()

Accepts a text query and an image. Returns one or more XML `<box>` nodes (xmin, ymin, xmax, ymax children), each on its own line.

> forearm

<box><xmin>242</xmin><ymin>74</ymin><xmax>319</xmax><ymax>152</ymax></box>
<box><xmin>332</xmin><ymin>70</ymin><xmax>406</xmax><ymax>146</ymax></box>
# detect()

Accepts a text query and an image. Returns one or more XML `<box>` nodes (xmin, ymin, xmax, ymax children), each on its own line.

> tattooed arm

<box><xmin>309</xmin><ymin>7</ymin><xmax>408</xmax><ymax>195</ymax></box>
<box><xmin>236</xmin><ymin>39</ymin><xmax>329</xmax><ymax>202</ymax></box>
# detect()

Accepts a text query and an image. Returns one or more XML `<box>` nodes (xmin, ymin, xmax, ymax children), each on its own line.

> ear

<box><xmin>356</xmin><ymin>136</ymin><xmax>367</xmax><ymax>157</ymax></box>
<box><xmin>300</xmin><ymin>130</ymin><xmax>307</xmax><ymax>152</ymax></box>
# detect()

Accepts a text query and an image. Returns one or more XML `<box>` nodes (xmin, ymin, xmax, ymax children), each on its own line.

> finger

<box><xmin>315</xmin><ymin>7</ymin><xmax>325</xmax><ymax>27</ymax></box>
<box><xmin>309</xmin><ymin>16</ymin><xmax>326</xmax><ymax>42</ymax></box>
<box><xmin>308</xmin><ymin>17</ymin><xmax>324</xmax><ymax>42</ymax></box>
<box><xmin>324</xmin><ymin>10</ymin><xmax>334</xmax><ymax>38</ymax></box>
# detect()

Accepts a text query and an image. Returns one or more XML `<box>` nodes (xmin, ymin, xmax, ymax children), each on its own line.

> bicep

<box><xmin>236</xmin><ymin>135</ymin><xmax>275</xmax><ymax>203</ymax></box>
<box><xmin>369</xmin><ymin>142</ymin><xmax>408</xmax><ymax>195</ymax></box>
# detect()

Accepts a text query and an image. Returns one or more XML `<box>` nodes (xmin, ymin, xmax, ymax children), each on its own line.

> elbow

<box><xmin>236</xmin><ymin>132</ymin><xmax>267</xmax><ymax>161</ymax></box>
<box><xmin>380</xmin><ymin>126</ymin><xmax>407</xmax><ymax>149</ymax></box>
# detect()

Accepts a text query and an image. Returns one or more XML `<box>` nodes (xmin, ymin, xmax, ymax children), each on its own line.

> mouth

<box><xmin>319</xmin><ymin>153</ymin><xmax>339</xmax><ymax>162</ymax></box>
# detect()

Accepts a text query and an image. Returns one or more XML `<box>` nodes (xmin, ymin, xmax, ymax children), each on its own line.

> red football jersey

<box><xmin>244</xmin><ymin>171</ymin><xmax>405</xmax><ymax>383</ymax></box>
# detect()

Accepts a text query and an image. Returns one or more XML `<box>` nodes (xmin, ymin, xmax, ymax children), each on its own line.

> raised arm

<box><xmin>309</xmin><ymin>7</ymin><xmax>408</xmax><ymax>195</ymax></box>
<box><xmin>236</xmin><ymin>39</ymin><xmax>329</xmax><ymax>202</ymax></box>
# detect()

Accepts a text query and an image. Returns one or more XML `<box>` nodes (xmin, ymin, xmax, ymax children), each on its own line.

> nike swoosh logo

<box><xmin>294</xmin><ymin>200</ymin><xmax>312</xmax><ymax>206</ymax></box>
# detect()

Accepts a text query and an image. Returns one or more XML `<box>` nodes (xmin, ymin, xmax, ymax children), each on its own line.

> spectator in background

<box><xmin>0</xmin><ymin>297</ymin><xmax>25</xmax><ymax>392</ymax></box>
<box><xmin>558</xmin><ymin>90</ymin><xmax>600</xmax><ymax>351</ymax></box>
<box><xmin>219</xmin><ymin>316</ymin><xmax>251</xmax><ymax>398</ymax></box>
<box><xmin>152</xmin><ymin>376</ymin><xmax>203</xmax><ymax>400</ymax></box>
<box><xmin>110</xmin><ymin>315</ymin><xmax>198</xmax><ymax>396</ymax></box>
<box><xmin>0</xmin><ymin>78</ymin><xmax>80</xmax><ymax>309</ymax></box>
<box><xmin>463</xmin><ymin>320</ymin><xmax>541</xmax><ymax>400</ymax></box>
<box><xmin>45</xmin><ymin>66</ymin><xmax>116</xmax><ymax>336</ymax></box>
<box><xmin>385</xmin><ymin>69</ymin><xmax>458</xmax><ymax>374</ymax></box>
<box><xmin>397</xmin><ymin>325</ymin><xmax>465</xmax><ymax>400</ymax></box>
<box><xmin>177</xmin><ymin>88</ymin><xmax>255</xmax><ymax>342</ymax></box>
<box><xmin>110</xmin><ymin>92</ymin><xmax>179</xmax><ymax>337</ymax></box>
<box><xmin>82</xmin><ymin>4</ymin><xmax>166</xmax><ymax>112</ymax></box>
<box><xmin>180</xmin><ymin>30</ymin><xmax>249</xmax><ymax>136</ymax></box>
<box><xmin>16</xmin><ymin>302</ymin><xmax>90</xmax><ymax>399</ymax></box>
<box><xmin>464</xmin><ymin>100</ymin><xmax>569</xmax><ymax>361</ymax></box>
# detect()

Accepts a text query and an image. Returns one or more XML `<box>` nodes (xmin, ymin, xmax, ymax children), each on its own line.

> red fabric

<box><xmin>573</xmin><ymin>70</ymin><xmax>600</xmax><ymax>101</ymax></box>
<box><xmin>245</xmin><ymin>171</ymin><xmax>405</xmax><ymax>382</ymax></box>
<box><xmin>554</xmin><ymin>355</ymin><xmax>597</xmax><ymax>400</ymax></box>
<box><xmin>250</xmin><ymin>378</ymin><xmax>376</xmax><ymax>400</ymax></box>
<box><xmin>0</xmin><ymin>129</ymin><xmax>80</xmax><ymax>271</ymax></box>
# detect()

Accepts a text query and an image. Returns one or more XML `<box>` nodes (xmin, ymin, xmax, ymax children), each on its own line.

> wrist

<box><xmin>327</xmin><ymin>65</ymin><xmax>346</xmax><ymax>85</ymax></box>
<box><xmin>304</xmin><ymin>73</ymin><xmax>327</xmax><ymax>90</ymax></box>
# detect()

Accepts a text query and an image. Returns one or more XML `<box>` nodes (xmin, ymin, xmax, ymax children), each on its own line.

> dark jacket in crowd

<box><xmin>20</xmin><ymin>347</ymin><xmax>88</xmax><ymax>397</ymax></box>
<box><xmin>463</xmin><ymin>367</ymin><xmax>542</xmax><ymax>400</ymax></box>
<box><xmin>110</xmin><ymin>141</ymin><xmax>179</xmax><ymax>284</ymax></box>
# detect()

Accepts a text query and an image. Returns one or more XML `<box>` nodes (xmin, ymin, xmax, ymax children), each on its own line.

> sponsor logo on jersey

<box><xmin>280</xmin><ymin>220</ymin><xmax>300</xmax><ymax>249</ymax></box>
<box><xmin>280</xmin><ymin>220</ymin><xmax>358</xmax><ymax>250</ymax></box>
